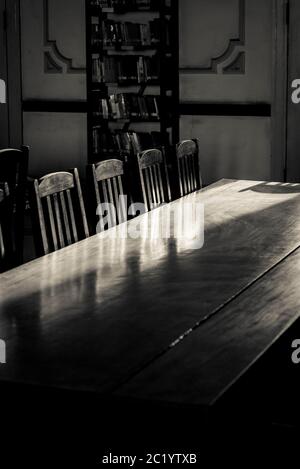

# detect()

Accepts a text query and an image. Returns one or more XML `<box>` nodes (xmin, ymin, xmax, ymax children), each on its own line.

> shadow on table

<box><xmin>239</xmin><ymin>182</ymin><xmax>300</xmax><ymax>194</ymax></box>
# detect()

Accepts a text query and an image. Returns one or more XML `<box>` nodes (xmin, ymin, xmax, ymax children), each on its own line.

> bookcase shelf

<box><xmin>86</xmin><ymin>0</ymin><xmax>179</xmax><ymax>164</ymax></box>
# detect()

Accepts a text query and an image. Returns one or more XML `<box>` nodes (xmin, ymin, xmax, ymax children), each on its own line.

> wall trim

<box><xmin>271</xmin><ymin>0</ymin><xmax>288</xmax><ymax>181</ymax></box>
<box><xmin>22</xmin><ymin>101</ymin><xmax>271</xmax><ymax>117</ymax></box>
<box><xmin>180</xmin><ymin>103</ymin><xmax>271</xmax><ymax>117</ymax></box>
<box><xmin>22</xmin><ymin>101</ymin><xmax>87</xmax><ymax>113</ymax></box>
<box><xmin>43</xmin><ymin>0</ymin><xmax>86</xmax><ymax>74</ymax></box>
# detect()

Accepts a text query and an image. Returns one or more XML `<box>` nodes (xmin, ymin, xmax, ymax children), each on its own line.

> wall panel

<box><xmin>23</xmin><ymin>112</ymin><xmax>87</xmax><ymax>177</ymax></box>
<box><xmin>21</xmin><ymin>0</ymin><xmax>86</xmax><ymax>101</ymax></box>
<box><xmin>180</xmin><ymin>115</ymin><xmax>271</xmax><ymax>184</ymax></box>
<box><xmin>179</xmin><ymin>0</ymin><xmax>272</xmax><ymax>103</ymax></box>
<box><xmin>20</xmin><ymin>0</ymin><xmax>86</xmax><ymax>176</ymax></box>
<box><xmin>179</xmin><ymin>0</ymin><xmax>273</xmax><ymax>183</ymax></box>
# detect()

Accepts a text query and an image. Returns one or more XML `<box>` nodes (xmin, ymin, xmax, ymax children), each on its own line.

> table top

<box><xmin>1</xmin><ymin>179</ymin><xmax>300</xmax><ymax>404</ymax></box>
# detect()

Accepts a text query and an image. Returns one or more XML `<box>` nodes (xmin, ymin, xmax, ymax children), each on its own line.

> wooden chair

<box><xmin>176</xmin><ymin>139</ymin><xmax>202</xmax><ymax>197</ymax></box>
<box><xmin>137</xmin><ymin>148</ymin><xmax>171</xmax><ymax>212</ymax></box>
<box><xmin>87</xmin><ymin>159</ymin><xmax>129</xmax><ymax>233</ymax></box>
<box><xmin>0</xmin><ymin>182</ymin><xmax>13</xmax><ymax>272</ymax></box>
<box><xmin>30</xmin><ymin>169</ymin><xmax>89</xmax><ymax>256</ymax></box>
<box><xmin>0</xmin><ymin>146</ymin><xmax>29</xmax><ymax>266</ymax></box>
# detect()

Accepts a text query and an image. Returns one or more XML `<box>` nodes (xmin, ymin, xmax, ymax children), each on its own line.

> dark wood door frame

<box><xmin>272</xmin><ymin>0</ymin><xmax>289</xmax><ymax>182</ymax></box>
<box><xmin>0</xmin><ymin>0</ymin><xmax>9</xmax><ymax>147</ymax></box>
<box><xmin>1</xmin><ymin>0</ymin><xmax>22</xmax><ymax>149</ymax></box>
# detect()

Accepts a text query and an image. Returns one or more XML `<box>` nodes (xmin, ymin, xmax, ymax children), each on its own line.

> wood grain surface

<box><xmin>1</xmin><ymin>179</ymin><xmax>300</xmax><ymax>400</ymax></box>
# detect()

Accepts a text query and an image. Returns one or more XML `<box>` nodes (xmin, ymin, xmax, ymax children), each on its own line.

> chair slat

<box><xmin>107</xmin><ymin>178</ymin><xmax>114</xmax><ymax>206</ymax></box>
<box><xmin>73</xmin><ymin>168</ymin><xmax>89</xmax><ymax>239</ymax></box>
<box><xmin>92</xmin><ymin>168</ymin><xmax>101</xmax><ymax>207</ymax></box>
<box><xmin>191</xmin><ymin>156</ymin><xmax>197</xmax><ymax>191</ymax></box>
<box><xmin>148</xmin><ymin>166</ymin><xmax>157</xmax><ymax>207</ymax></box>
<box><xmin>118</xmin><ymin>175</ymin><xmax>124</xmax><ymax>196</ymax></box>
<box><xmin>108</xmin><ymin>178</ymin><xmax>117</xmax><ymax>226</ymax></box>
<box><xmin>157</xmin><ymin>165</ymin><xmax>165</xmax><ymax>204</ymax></box>
<box><xmin>112</xmin><ymin>177</ymin><xmax>120</xmax><ymax>223</ymax></box>
<box><xmin>139</xmin><ymin>166</ymin><xmax>149</xmax><ymax>212</ymax></box>
<box><xmin>53</xmin><ymin>193</ymin><xmax>65</xmax><ymax>249</ymax></box>
<box><xmin>176</xmin><ymin>140</ymin><xmax>202</xmax><ymax>197</ymax></box>
<box><xmin>185</xmin><ymin>155</ymin><xmax>192</xmax><ymax>193</ymax></box>
<box><xmin>137</xmin><ymin>149</ymin><xmax>170</xmax><ymax>212</ymax></box>
<box><xmin>66</xmin><ymin>189</ymin><xmax>78</xmax><ymax>243</ymax></box>
<box><xmin>178</xmin><ymin>160</ymin><xmax>183</xmax><ymax>197</ymax></box>
<box><xmin>31</xmin><ymin>171</ymin><xmax>89</xmax><ymax>256</ymax></box>
<box><xmin>0</xmin><ymin>224</ymin><xmax>4</xmax><ymax>259</ymax></box>
<box><xmin>117</xmin><ymin>176</ymin><xmax>126</xmax><ymax>223</ymax></box>
<box><xmin>33</xmin><ymin>180</ymin><xmax>49</xmax><ymax>255</ymax></box>
<box><xmin>152</xmin><ymin>164</ymin><xmax>161</xmax><ymax>205</ymax></box>
<box><xmin>46</xmin><ymin>196</ymin><xmax>58</xmax><ymax>251</ymax></box>
<box><xmin>102</xmin><ymin>180</ymin><xmax>113</xmax><ymax>228</ymax></box>
<box><xmin>60</xmin><ymin>192</ymin><xmax>72</xmax><ymax>245</ymax></box>
<box><xmin>144</xmin><ymin>168</ymin><xmax>153</xmax><ymax>210</ymax></box>
<box><xmin>87</xmin><ymin>159</ymin><xmax>129</xmax><ymax>233</ymax></box>
<box><xmin>181</xmin><ymin>159</ymin><xmax>188</xmax><ymax>195</ymax></box>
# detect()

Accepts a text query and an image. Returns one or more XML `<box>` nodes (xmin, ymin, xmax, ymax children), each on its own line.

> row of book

<box><xmin>90</xmin><ymin>1</ymin><xmax>162</xmax><ymax>11</ymax></box>
<box><xmin>92</xmin><ymin>54</ymin><xmax>159</xmax><ymax>84</ymax></box>
<box><xmin>92</xmin><ymin>129</ymin><xmax>168</xmax><ymax>156</ymax></box>
<box><xmin>93</xmin><ymin>93</ymin><xmax>160</xmax><ymax>120</ymax></box>
<box><xmin>91</xmin><ymin>19</ymin><xmax>163</xmax><ymax>48</ymax></box>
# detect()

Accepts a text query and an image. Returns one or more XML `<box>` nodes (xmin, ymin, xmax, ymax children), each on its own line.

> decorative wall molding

<box><xmin>43</xmin><ymin>0</ymin><xmax>86</xmax><ymax>74</ymax></box>
<box><xmin>180</xmin><ymin>0</ymin><xmax>246</xmax><ymax>75</ymax></box>
<box><xmin>23</xmin><ymin>100</ymin><xmax>87</xmax><ymax>112</ymax></box>
<box><xmin>44</xmin><ymin>51</ymin><xmax>63</xmax><ymax>73</ymax></box>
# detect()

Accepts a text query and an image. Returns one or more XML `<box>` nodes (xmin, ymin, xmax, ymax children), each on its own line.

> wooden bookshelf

<box><xmin>85</xmin><ymin>0</ymin><xmax>179</xmax><ymax>164</ymax></box>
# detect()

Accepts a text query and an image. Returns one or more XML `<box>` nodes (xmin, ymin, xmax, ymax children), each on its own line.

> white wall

<box><xmin>179</xmin><ymin>0</ymin><xmax>273</xmax><ymax>185</ymax></box>
<box><xmin>21</xmin><ymin>0</ymin><xmax>87</xmax><ymax>177</ymax></box>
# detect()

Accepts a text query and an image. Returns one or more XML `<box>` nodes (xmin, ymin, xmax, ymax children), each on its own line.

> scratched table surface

<box><xmin>1</xmin><ymin>179</ymin><xmax>300</xmax><ymax>405</ymax></box>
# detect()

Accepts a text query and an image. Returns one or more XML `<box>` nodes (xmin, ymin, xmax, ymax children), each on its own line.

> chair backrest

<box><xmin>137</xmin><ymin>148</ymin><xmax>171</xmax><ymax>212</ymax></box>
<box><xmin>0</xmin><ymin>182</ymin><xmax>13</xmax><ymax>272</ymax></box>
<box><xmin>0</xmin><ymin>146</ymin><xmax>29</xmax><ymax>265</ymax></box>
<box><xmin>176</xmin><ymin>139</ymin><xmax>202</xmax><ymax>197</ymax></box>
<box><xmin>31</xmin><ymin>169</ymin><xmax>89</xmax><ymax>256</ymax></box>
<box><xmin>87</xmin><ymin>159</ymin><xmax>129</xmax><ymax>233</ymax></box>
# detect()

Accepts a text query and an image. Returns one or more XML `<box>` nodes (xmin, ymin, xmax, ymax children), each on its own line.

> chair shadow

<box><xmin>239</xmin><ymin>182</ymin><xmax>300</xmax><ymax>194</ymax></box>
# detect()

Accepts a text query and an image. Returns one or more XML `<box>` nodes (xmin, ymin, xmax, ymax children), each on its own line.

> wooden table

<box><xmin>1</xmin><ymin>179</ymin><xmax>300</xmax><ymax>409</ymax></box>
